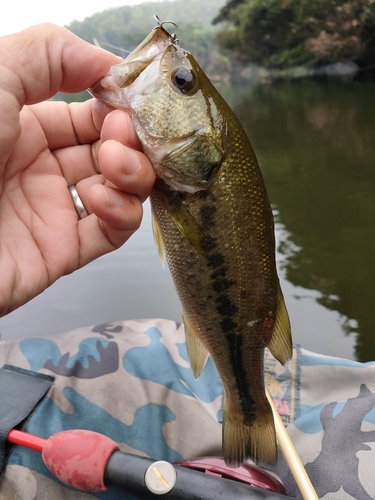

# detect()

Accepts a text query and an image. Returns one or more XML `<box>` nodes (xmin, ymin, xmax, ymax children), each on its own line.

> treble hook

<box><xmin>154</xmin><ymin>14</ymin><xmax>179</xmax><ymax>42</ymax></box>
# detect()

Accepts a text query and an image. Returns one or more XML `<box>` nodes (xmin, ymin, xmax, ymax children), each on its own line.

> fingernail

<box><xmin>122</xmin><ymin>147</ymin><xmax>141</xmax><ymax>175</ymax></box>
<box><xmin>102</xmin><ymin>185</ymin><xmax>123</xmax><ymax>208</ymax></box>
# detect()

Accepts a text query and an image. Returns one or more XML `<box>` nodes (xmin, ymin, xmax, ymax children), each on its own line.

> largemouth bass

<box><xmin>90</xmin><ymin>20</ymin><xmax>292</xmax><ymax>466</ymax></box>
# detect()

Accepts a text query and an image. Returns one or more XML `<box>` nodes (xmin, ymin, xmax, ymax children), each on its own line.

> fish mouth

<box><xmin>89</xmin><ymin>26</ymin><xmax>172</xmax><ymax>106</ymax></box>
<box><xmin>103</xmin><ymin>26</ymin><xmax>173</xmax><ymax>88</ymax></box>
<box><xmin>110</xmin><ymin>55</ymin><xmax>157</xmax><ymax>88</ymax></box>
<box><xmin>88</xmin><ymin>78</ymin><xmax>122</xmax><ymax>109</ymax></box>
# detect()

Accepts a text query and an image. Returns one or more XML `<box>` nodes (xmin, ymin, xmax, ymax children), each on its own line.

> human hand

<box><xmin>0</xmin><ymin>24</ymin><xmax>155</xmax><ymax>316</ymax></box>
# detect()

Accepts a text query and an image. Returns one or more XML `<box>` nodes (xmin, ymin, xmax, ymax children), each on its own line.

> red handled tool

<box><xmin>7</xmin><ymin>428</ymin><xmax>118</xmax><ymax>492</ymax></box>
<box><xmin>7</xmin><ymin>428</ymin><xmax>293</xmax><ymax>499</ymax></box>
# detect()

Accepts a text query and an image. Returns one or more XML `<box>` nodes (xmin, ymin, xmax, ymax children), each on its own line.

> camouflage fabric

<box><xmin>0</xmin><ymin>318</ymin><xmax>374</xmax><ymax>499</ymax></box>
<box><xmin>273</xmin><ymin>350</ymin><xmax>375</xmax><ymax>500</ymax></box>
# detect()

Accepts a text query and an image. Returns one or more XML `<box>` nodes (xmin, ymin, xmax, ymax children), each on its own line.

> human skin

<box><xmin>0</xmin><ymin>24</ymin><xmax>155</xmax><ymax>316</ymax></box>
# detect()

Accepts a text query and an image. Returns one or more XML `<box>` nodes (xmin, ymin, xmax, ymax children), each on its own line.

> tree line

<box><xmin>214</xmin><ymin>0</ymin><xmax>375</xmax><ymax>69</ymax></box>
<box><xmin>67</xmin><ymin>0</ymin><xmax>229</xmax><ymax>80</ymax></box>
<box><xmin>66</xmin><ymin>0</ymin><xmax>375</xmax><ymax>78</ymax></box>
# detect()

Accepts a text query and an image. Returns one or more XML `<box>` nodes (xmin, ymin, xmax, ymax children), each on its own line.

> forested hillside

<box><xmin>214</xmin><ymin>0</ymin><xmax>375</xmax><ymax>69</ymax></box>
<box><xmin>64</xmin><ymin>0</ymin><xmax>374</xmax><ymax>86</ymax></box>
<box><xmin>67</xmin><ymin>0</ymin><xmax>229</xmax><ymax>79</ymax></box>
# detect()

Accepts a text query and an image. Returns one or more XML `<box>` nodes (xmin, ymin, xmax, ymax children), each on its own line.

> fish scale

<box><xmin>90</xmin><ymin>22</ymin><xmax>292</xmax><ymax>466</ymax></box>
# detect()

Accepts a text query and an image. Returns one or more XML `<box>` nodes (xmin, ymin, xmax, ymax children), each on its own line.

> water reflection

<box><xmin>233</xmin><ymin>80</ymin><xmax>375</xmax><ymax>361</ymax></box>
<box><xmin>3</xmin><ymin>81</ymin><xmax>374</xmax><ymax>362</ymax></box>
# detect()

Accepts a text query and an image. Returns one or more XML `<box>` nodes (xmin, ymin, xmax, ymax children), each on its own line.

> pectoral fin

<box><xmin>166</xmin><ymin>195</ymin><xmax>204</xmax><ymax>255</ymax></box>
<box><xmin>183</xmin><ymin>313</ymin><xmax>209</xmax><ymax>379</ymax></box>
<box><xmin>152</xmin><ymin>215</ymin><xmax>165</xmax><ymax>267</ymax></box>
<box><xmin>267</xmin><ymin>285</ymin><xmax>292</xmax><ymax>365</ymax></box>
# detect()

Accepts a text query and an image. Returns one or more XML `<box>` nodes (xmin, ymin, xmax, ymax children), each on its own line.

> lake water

<box><xmin>0</xmin><ymin>79</ymin><xmax>374</xmax><ymax>362</ymax></box>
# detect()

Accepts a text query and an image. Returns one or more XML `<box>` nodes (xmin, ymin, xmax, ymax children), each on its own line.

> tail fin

<box><xmin>222</xmin><ymin>403</ymin><xmax>277</xmax><ymax>467</ymax></box>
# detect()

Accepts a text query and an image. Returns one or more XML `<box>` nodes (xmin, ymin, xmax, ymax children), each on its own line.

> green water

<box><xmin>222</xmin><ymin>79</ymin><xmax>375</xmax><ymax>362</ymax></box>
<box><xmin>52</xmin><ymin>79</ymin><xmax>375</xmax><ymax>361</ymax></box>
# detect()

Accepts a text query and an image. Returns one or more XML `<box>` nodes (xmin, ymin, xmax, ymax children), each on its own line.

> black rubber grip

<box><xmin>105</xmin><ymin>451</ymin><xmax>295</xmax><ymax>500</ymax></box>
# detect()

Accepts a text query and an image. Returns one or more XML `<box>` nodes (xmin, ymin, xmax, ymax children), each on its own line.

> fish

<box><xmin>89</xmin><ymin>19</ymin><xmax>292</xmax><ymax>466</ymax></box>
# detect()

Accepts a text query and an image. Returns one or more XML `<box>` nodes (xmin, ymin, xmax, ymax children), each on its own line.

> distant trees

<box><xmin>66</xmin><ymin>0</ymin><xmax>375</xmax><ymax>74</ymax></box>
<box><xmin>67</xmin><ymin>0</ymin><xmax>229</xmax><ymax>79</ymax></box>
<box><xmin>214</xmin><ymin>0</ymin><xmax>375</xmax><ymax>68</ymax></box>
<box><xmin>68</xmin><ymin>0</ymin><xmax>224</xmax><ymax>53</ymax></box>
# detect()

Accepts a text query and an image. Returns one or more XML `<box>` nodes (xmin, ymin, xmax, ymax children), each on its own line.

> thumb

<box><xmin>1</xmin><ymin>23</ymin><xmax>120</xmax><ymax>105</ymax></box>
<box><xmin>0</xmin><ymin>24</ymin><xmax>120</xmax><ymax>167</ymax></box>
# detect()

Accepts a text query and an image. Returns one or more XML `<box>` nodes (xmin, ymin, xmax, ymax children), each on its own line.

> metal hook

<box><xmin>154</xmin><ymin>14</ymin><xmax>178</xmax><ymax>30</ymax></box>
<box><xmin>153</xmin><ymin>14</ymin><xmax>179</xmax><ymax>42</ymax></box>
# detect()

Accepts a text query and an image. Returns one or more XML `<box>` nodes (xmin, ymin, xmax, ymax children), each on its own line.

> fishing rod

<box><xmin>266</xmin><ymin>390</ymin><xmax>319</xmax><ymax>500</ymax></box>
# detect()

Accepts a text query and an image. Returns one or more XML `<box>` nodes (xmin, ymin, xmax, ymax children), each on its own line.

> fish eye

<box><xmin>170</xmin><ymin>67</ymin><xmax>197</xmax><ymax>94</ymax></box>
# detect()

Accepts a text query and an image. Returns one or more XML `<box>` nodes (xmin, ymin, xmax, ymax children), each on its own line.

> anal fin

<box><xmin>267</xmin><ymin>285</ymin><xmax>293</xmax><ymax>365</ymax></box>
<box><xmin>183</xmin><ymin>313</ymin><xmax>209</xmax><ymax>379</ymax></box>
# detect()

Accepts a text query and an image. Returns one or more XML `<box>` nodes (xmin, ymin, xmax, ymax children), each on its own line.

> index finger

<box><xmin>28</xmin><ymin>99</ymin><xmax>102</xmax><ymax>151</ymax></box>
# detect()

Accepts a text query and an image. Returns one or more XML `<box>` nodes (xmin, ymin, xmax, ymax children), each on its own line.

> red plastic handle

<box><xmin>42</xmin><ymin>429</ymin><xmax>120</xmax><ymax>492</ymax></box>
<box><xmin>7</xmin><ymin>429</ymin><xmax>46</xmax><ymax>452</ymax></box>
<box><xmin>7</xmin><ymin>428</ymin><xmax>119</xmax><ymax>492</ymax></box>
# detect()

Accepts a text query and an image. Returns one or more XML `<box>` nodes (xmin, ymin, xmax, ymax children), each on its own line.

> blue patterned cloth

<box><xmin>0</xmin><ymin>319</ymin><xmax>374</xmax><ymax>499</ymax></box>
